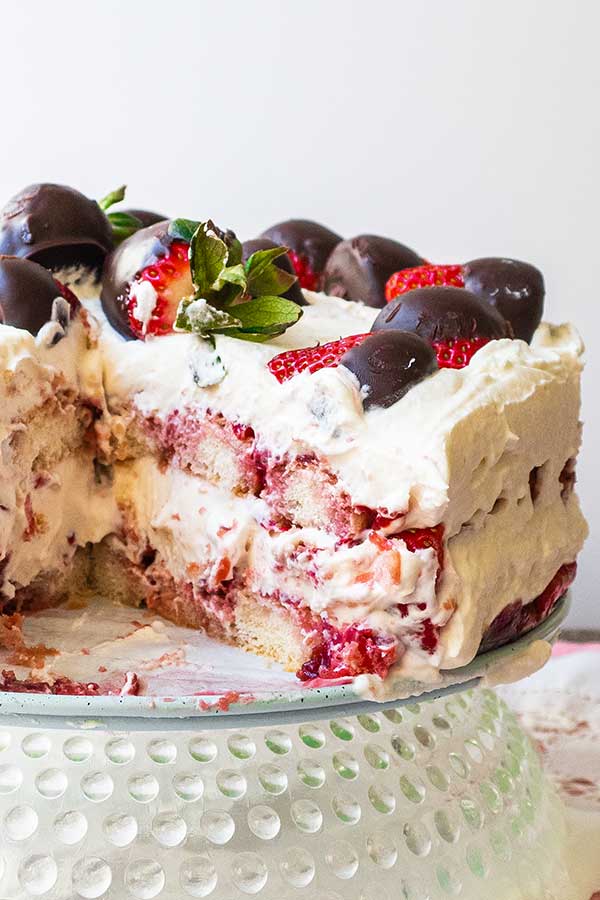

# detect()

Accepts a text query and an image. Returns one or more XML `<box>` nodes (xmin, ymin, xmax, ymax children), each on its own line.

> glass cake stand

<box><xmin>0</xmin><ymin>597</ymin><xmax>575</xmax><ymax>900</ymax></box>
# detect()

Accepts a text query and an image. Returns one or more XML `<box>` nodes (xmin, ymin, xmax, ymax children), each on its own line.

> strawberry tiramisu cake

<box><xmin>0</xmin><ymin>182</ymin><xmax>588</xmax><ymax>693</ymax></box>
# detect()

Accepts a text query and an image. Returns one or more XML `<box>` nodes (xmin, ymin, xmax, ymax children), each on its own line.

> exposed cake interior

<box><xmin>0</xmin><ymin>267</ymin><xmax>586</xmax><ymax>690</ymax></box>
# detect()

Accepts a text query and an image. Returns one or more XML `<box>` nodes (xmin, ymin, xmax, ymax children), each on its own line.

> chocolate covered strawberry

<box><xmin>340</xmin><ymin>331</ymin><xmax>438</xmax><ymax>408</ymax></box>
<box><xmin>102</xmin><ymin>219</ymin><xmax>303</xmax><ymax>344</ymax></box>
<box><xmin>462</xmin><ymin>257</ymin><xmax>544</xmax><ymax>342</ymax></box>
<box><xmin>259</xmin><ymin>219</ymin><xmax>342</xmax><ymax>291</ymax></box>
<box><xmin>268</xmin><ymin>331</ymin><xmax>438</xmax><ymax>411</ymax></box>
<box><xmin>372</xmin><ymin>285</ymin><xmax>509</xmax><ymax>369</ymax></box>
<box><xmin>101</xmin><ymin>221</ymin><xmax>193</xmax><ymax>339</ymax></box>
<box><xmin>0</xmin><ymin>256</ymin><xmax>79</xmax><ymax>336</ymax></box>
<box><xmin>323</xmin><ymin>235</ymin><xmax>424</xmax><ymax>308</ymax></box>
<box><xmin>385</xmin><ymin>258</ymin><xmax>544</xmax><ymax>343</ymax></box>
<box><xmin>126</xmin><ymin>240</ymin><xmax>192</xmax><ymax>338</ymax></box>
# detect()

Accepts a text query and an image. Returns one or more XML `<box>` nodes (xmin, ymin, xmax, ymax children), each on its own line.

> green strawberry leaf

<box><xmin>175</xmin><ymin>298</ymin><xmax>242</xmax><ymax>334</ymax></box>
<box><xmin>230</xmin><ymin>332</ymin><xmax>272</xmax><ymax>343</ymax></box>
<box><xmin>226</xmin><ymin>295</ymin><xmax>302</xmax><ymax>334</ymax></box>
<box><xmin>213</xmin><ymin>263</ymin><xmax>247</xmax><ymax>306</ymax></box>
<box><xmin>99</xmin><ymin>185</ymin><xmax>127</xmax><ymax>212</ymax></box>
<box><xmin>169</xmin><ymin>218</ymin><xmax>200</xmax><ymax>243</ymax></box>
<box><xmin>175</xmin><ymin>294</ymin><xmax>302</xmax><ymax>343</ymax></box>
<box><xmin>190</xmin><ymin>221</ymin><xmax>229</xmax><ymax>295</ymax></box>
<box><xmin>245</xmin><ymin>247</ymin><xmax>297</xmax><ymax>297</ymax></box>
<box><xmin>108</xmin><ymin>211</ymin><xmax>145</xmax><ymax>245</ymax></box>
<box><xmin>226</xmin><ymin>235</ymin><xmax>243</xmax><ymax>267</ymax></box>
<box><xmin>218</xmin><ymin>263</ymin><xmax>247</xmax><ymax>290</ymax></box>
<box><xmin>170</xmin><ymin>221</ymin><xmax>302</xmax><ymax>345</ymax></box>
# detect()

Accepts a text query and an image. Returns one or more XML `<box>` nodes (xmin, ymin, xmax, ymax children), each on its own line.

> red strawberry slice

<box><xmin>288</xmin><ymin>250</ymin><xmax>320</xmax><ymax>292</ymax></box>
<box><xmin>433</xmin><ymin>337</ymin><xmax>490</xmax><ymax>369</ymax></box>
<box><xmin>385</xmin><ymin>264</ymin><xmax>465</xmax><ymax>303</ymax></box>
<box><xmin>126</xmin><ymin>240</ymin><xmax>192</xmax><ymax>338</ymax></box>
<box><xmin>267</xmin><ymin>333</ymin><xmax>370</xmax><ymax>383</ymax></box>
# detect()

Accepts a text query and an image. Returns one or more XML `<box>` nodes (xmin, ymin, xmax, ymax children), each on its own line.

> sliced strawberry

<box><xmin>126</xmin><ymin>240</ymin><xmax>192</xmax><ymax>338</ymax></box>
<box><xmin>288</xmin><ymin>250</ymin><xmax>320</xmax><ymax>291</ymax></box>
<box><xmin>267</xmin><ymin>333</ymin><xmax>370</xmax><ymax>383</ymax></box>
<box><xmin>433</xmin><ymin>337</ymin><xmax>490</xmax><ymax>369</ymax></box>
<box><xmin>385</xmin><ymin>264</ymin><xmax>465</xmax><ymax>302</ymax></box>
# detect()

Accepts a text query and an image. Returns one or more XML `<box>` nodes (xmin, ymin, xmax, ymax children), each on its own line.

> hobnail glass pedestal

<box><xmin>0</xmin><ymin>686</ymin><xmax>572</xmax><ymax>900</ymax></box>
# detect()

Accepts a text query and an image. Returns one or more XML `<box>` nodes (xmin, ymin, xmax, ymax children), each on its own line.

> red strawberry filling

<box><xmin>297</xmin><ymin>524</ymin><xmax>445</xmax><ymax>681</ymax></box>
<box><xmin>479</xmin><ymin>562</ymin><xmax>576</xmax><ymax>653</ymax></box>
<box><xmin>298</xmin><ymin>622</ymin><xmax>397</xmax><ymax>681</ymax></box>
<box><xmin>298</xmin><ymin>560</ymin><xmax>575</xmax><ymax>682</ymax></box>
<box><xmin>54</xmin><ymin>278</ymin><xmax>80</xmax><ymax>314</ymax></box>
<box><xmin>0</xmin><ymin>670</ymin><xmax>139</xmax><ymax>696</ymax></box>
<box><xmin>398</xmin><ymin>524</ymin><xmax>445</xmax><ymax>568</ymax></box>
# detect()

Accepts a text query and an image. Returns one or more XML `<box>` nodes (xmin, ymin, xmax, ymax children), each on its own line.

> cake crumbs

<box><xmin>0</xmin><ymin>613</ymin><xmax>59</xmax><ymax>668</ymax></box>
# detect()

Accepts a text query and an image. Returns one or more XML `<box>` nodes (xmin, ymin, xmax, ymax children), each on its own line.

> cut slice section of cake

<box><xmin>0</xmin><ymin>257</ymin><xmax>116</xmax><ymax>611</ymax></box>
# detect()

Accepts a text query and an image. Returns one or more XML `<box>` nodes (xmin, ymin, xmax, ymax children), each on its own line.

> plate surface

<box><xmin>0</xmin><ymin>594</ymin><xmax>570</xmax><ymax>728</ymax></box>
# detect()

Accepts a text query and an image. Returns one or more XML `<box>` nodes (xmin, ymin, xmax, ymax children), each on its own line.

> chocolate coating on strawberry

<box><xmin>122</xmin><ymin>209</ymin><xmax>168</xmax><ymax>228</ymax></box>
<box><xmin>323</xmin><ymin>235</ymin><xmax>425</xmax><ymax>308</ymax></box>
<box><xmin>463</xmin><ymin>257</ymin><xmax>544</xmax><ymax>342</ymax></box>
<box><xmin>101</xmin><ymin>221</ymin><xmax>181</xmax><ymax>339</ymax></box>
<box><xmin>242</xmin><ymin>238</ymin><xmax>306</xmax><ymax>306</ymax></box>
<box><xmin>341</xmin><ymin>331</ymin><xmax>438</xmax><ymax>409</ymax></box>
<box><xmin>259</xmin><ymin>220</ymin><xmax>342</xmax><ymax>291</ymax></box>
<box><xmin>0</xmin><ymin>256</ymin><xmax>70</xmax><ymax>335</ymax></box>
<box><xmin>0</xmin><ymin>183</ymin><xmax>113</xmax><ymax>271</ymax></box>
<box><xmin>372</xmin><ymin>286</ymin><xmax>509</xmax><ymax>342</ymax></box>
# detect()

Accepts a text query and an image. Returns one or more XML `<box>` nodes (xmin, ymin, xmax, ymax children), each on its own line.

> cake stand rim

<box><xmin>0</xmin><ymin>593</ymin><xmax>571</xmax><ymax>729</ymax></box>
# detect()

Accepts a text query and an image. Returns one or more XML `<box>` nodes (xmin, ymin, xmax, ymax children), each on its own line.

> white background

<box><xmin>0</xmin><ymin>0</ymin><xmax>597</xmax><ymax>626</ymax></box>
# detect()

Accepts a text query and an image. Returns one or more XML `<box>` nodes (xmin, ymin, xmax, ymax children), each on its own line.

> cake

<box><xmin>0</xmin><ymin>183</ymin><xmax>588</xmax><ymax>694</ymax></box>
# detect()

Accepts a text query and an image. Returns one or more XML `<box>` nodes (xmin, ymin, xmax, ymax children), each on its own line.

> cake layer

<box><xmin>0</xmin><ymin>311</ymin><xmax>114</xmax><ymax>604</ymax></box>
<box><xmin>0</xmin><ymin>453</ymin><xmax>116</xmax><ymax>604</ymax></box>
<box><xmin>90</xmin><ymin>454</ymin><xmax>580</xmax><ymax>681</ymax></box>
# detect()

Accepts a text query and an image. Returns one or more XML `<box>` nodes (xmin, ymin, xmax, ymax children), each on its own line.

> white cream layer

<box><xmin>0</xmin><ymin>454</ymin><xmax>116</xmax><ymax>598</ymax></box>
<box><xmin>112</xmin><ymin>457</ymin><xmax>444</xmax><ymax>660</ymax></box>
<box><xmin>0</xmin><ymin>315</ymin><xmax>110</xmax><ymax>597</ymax></box>
<box><xmin>0</xmin><ymin>315</ymin><xmax>103</xmax><ymax>434</ymax></box>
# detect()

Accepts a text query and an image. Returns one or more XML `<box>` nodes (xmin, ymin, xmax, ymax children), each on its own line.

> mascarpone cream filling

<box><xmin>113</xmin><ymin>457</ymin><xmax>444</xmax><ymax>652</ymax></box>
